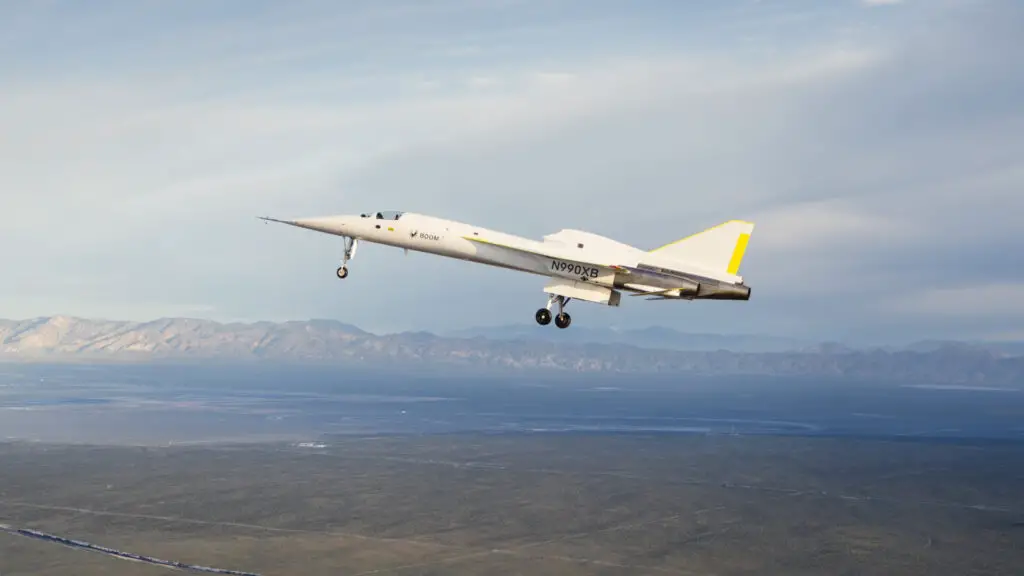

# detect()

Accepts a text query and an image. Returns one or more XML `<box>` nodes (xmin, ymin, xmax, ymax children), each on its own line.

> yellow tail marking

<box><xmin>726</xmin><ymin>233</ymin><xmax>750</xmax><ymax>275</ymax></box>
<box><xmin>648</xmin><ymin>219</ymin><xmax>752</xmax><ymax>252</ymax></box>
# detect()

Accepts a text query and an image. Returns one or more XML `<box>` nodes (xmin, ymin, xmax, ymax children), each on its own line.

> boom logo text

<box><xmin>410</xmin><ymin>230</ymin><xmax>441</xmax><ymax>241</ymax></box>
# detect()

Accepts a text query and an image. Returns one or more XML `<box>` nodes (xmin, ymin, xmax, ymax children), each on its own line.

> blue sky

<box><xmin>1</xmin><ymin>0</ymin><xmax>1022</xmax><ymax>344</ymax></box>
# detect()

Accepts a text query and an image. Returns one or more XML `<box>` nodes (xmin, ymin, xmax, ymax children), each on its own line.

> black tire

<box><xmin>554</xmin><ymin>312</ymin><xmax>571</xmax><ymax>329</ymax></box>
<box><xmin>535</xmin><ymin>309</ymin><xmax>552</xmax><ymax>325</ymax></box>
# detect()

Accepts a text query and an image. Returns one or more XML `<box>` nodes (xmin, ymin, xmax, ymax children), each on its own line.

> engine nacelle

<box><xmin>544</xmin><ymin>279</ymin><xmax>622</xmax><ymax>307</ymax></box>
<box><xmin>695</xmin><ymin>282</ymin><xmax>751</xmax><ymax>300</ymax></box>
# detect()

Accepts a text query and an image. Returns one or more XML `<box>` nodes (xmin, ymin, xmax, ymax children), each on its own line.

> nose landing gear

<box><xmin>336</xmin><ymin>237</ymin><xmax>357</xmax><ymax>280</ymax></box>
<box><xmin>535</xmin><ymin>294</ymin><xmax>571</xmax><ymax>329</ymax></box>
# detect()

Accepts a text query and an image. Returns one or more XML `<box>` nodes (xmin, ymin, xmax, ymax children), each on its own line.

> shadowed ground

<box><xmin>1</xmin><ymin>434</ymin><xmax>1022</xmax><ymax>575</ymax></box>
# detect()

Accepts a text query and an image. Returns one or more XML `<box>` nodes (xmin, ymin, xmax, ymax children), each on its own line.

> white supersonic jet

<box><xmin>259</xmin><ymin>210</ymin><xmax>754</xmax><ymax>329</ymax></box>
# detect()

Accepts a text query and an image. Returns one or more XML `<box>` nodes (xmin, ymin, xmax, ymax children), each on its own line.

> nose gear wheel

<box><xmin>336</xmin><ymin>237</ymin><xmax>357</xmax><ymax>280</ymax></box>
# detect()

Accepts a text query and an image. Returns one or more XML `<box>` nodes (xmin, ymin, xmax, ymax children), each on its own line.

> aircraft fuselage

<box><xmin>260</xmin><ymin>210</ymin><xmax>753</xmax><ymax>328</ymax></box>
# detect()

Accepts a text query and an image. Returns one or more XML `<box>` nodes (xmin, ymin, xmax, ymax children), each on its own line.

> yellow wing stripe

<box><xmin>726</xmin><ymin>232</ymin><xmax>750</xmax><ymax>275</ymax></box>
<box><xmin>649</xmin><ymin>219</ymin><xmax>752</xmax><ymax>252</ymax></box>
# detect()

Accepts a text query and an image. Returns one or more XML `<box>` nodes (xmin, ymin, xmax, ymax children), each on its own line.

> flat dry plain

<box><xmin>1</xmin><ymin>434</ymin><xmax>1022</xmax><ymax>575</ymax></box>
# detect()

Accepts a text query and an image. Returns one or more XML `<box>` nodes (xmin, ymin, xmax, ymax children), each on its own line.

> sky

<box><xmin>1</xmin><ymin>0</ymin><xmax>1022</xmax><ymax>344</ymax></box>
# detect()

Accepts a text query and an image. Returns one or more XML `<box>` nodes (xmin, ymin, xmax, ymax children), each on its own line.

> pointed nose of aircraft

<box><xmin>290</xmin><ymin>216</ymin><xmax>351</xmax><ymax>235</ymax></box>
<box><xmin>260</xmin><ymin>215</ymin><xmax>355</xmax><ymax>236</ymax></box>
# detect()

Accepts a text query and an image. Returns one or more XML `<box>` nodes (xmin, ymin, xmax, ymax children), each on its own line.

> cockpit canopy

<box><xmin>359</xmin><ymin>210</ymin><xmax>404</xmax><ymax>220</ymax></box>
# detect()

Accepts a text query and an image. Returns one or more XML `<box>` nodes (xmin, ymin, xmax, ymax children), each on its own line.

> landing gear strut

<box><xmin>536</xmin><ymin>294</ymin><xmax>572</xmax><ymax>329</ymax></box>
<box><xmin>336</xmin><ymin>237</ymin><xmax>357</xmax><ymax>280</ymax></box>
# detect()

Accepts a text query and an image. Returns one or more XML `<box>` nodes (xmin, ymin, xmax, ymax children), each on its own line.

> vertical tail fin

<box><xmin>648</xmin><ymin>220</ymin><xmax>754</xmax><ymax>276</ymax></box>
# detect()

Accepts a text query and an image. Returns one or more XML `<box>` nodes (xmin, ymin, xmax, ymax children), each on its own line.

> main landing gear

<box><xmin>536</xmin><ymin>294</ymin><xmax>572</xmax><ymax>329</ymax></box>
<box><xmin>336</xmin><ymin>237</ymin><xmax>357</xmax><ymax>280</ymax></box>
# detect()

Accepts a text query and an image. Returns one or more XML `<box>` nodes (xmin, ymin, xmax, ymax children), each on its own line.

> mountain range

<box><xmin>440</xmin><ymin>324</ymin><xmax>812</xmax><ymax>353</ymax></box>
<box><xmin>1</xmin><ymin>316</ymin><xmax>1022</xmax><ymax>386</ymax></box>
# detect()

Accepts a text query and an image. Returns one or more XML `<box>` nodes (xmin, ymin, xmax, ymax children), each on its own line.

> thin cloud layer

<box><xmin>0</xmin><ymin>0</ymin><xmax>1020</xmax><ymax>344</ymax></box>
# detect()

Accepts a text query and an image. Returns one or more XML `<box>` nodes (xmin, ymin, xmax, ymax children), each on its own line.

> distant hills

<box><xmin>443</xmin><ymin>324</ymin><xmax>1024</xmax><ymax>358</ymax></box>
<box><xmin>441</xmin><ymin>324</ymin><xmax>811</xmax><ymax>353</ymax></box>
<box><xmin>0</xmin><ymin>316</ymin><xmax>1021</xmax><ymax>386</ymax></box>
<box><xmin>2</xmin><ymin>313</ymin><xmax>1024</xmax><ymax>385</ymax></box>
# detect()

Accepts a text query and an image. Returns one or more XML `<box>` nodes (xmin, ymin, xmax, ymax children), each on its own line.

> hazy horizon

<box><xmin>4</xmin><ymin>313</ymin><xmax>1024</xmax><ymax>350</ymax></box>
